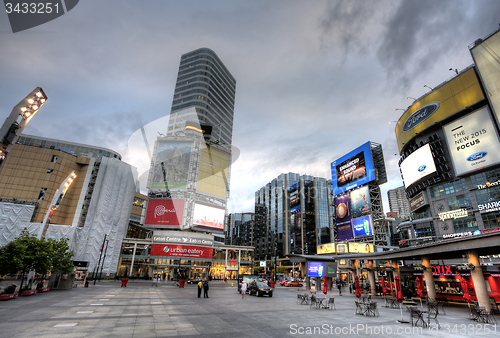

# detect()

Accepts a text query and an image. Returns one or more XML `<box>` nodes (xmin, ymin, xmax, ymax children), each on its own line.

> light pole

<box><xmin>0</xmin><ymin>87</ymin><xmax>47</xmax><ymax>165</ymax></box>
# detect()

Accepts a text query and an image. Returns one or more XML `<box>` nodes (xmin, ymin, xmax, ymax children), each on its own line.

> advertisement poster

<box><xmin>150</xmin><ymin>244</ymin><xmax>213</xmax><ymax>259</ymax></box>
<box><xmin>350</xmin><ymin>185</ymin><xmax>371</xmax><ymax>218</ymax></box>
<box><xmin>443</xmin><ymin>106</ymin><xmax>500</xmax><ymax>176</ymax></box>
<box><xmin>331</xmin><ymin>142</ymin><xmax>375</xmax><ymax>195</ymax></box>
<box><xmin>192</xmin><ymin>203</ymin><xmax>225</xmax><ymax>230</ymax></box>
<box><xmin>399</xmin><ymin>144</ymin><xmax>437</xmax><ymax>188</ymax></box>
<box><xmin>197</xmin><ymin>145</ymin><xmax>230</xmax><ymax>198</ymax></box>
<box><xmin>352</xmin><ymin>215</ymin><xmax>373</xmax><ymax>238</ymax></box>
<box><xmin>144</xmin><ymin>199</ymin><xmax>184</xmax><ymax>226</ymax></box>
<box><xmin>335</xmin><ymin>194</ymin><xmax>353</xmax><ymax>242</ymax></box>
<box><xmin>151</xmin><ymin>141</ymin><xmax>192</xmax><ymax>190</ymax></box>
<box><xmin>348</xmin><ymin>242</ymin><xmax>374</xmax><ymax>253</ymax></box>
<box><xmin>307</xmin><ymin>262</ymin><xmax>325</xmax><ymax>278</ymax></box>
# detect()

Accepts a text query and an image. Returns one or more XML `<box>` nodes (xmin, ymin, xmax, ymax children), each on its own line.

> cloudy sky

<box><xmin>1</xmin><ymin>0</ymin><xmax>499</xmax><ymax>214</ymax></box>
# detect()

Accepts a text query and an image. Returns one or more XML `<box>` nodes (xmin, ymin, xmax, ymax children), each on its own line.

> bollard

<box><xmin>231</xmin><ymin>282</ymin><xmax>233</xmax><ymax>287</ymax></box>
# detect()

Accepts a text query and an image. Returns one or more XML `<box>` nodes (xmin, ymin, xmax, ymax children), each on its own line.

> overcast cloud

<box><xmin>1</xmin><ymin>0</ymin><xmax>499</xmax><ymax>214</ymax></box>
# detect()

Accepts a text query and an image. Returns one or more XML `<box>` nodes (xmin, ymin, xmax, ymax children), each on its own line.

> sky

<box><xmin>1</xmin><ymin>0</ymin><xmax>499</xmax><ymax>214</ymax></box>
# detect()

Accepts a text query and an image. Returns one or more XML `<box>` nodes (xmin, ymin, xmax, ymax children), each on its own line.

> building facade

<box><xmin>253</xmin><ymin>173</ymin><xmax>333</xmax><ymax>262</ymax></box>
<box><xmin>395</xmin><ymin>28</ymin><xmax>500</xmax><ymax>247</ymax></box>
<box><xmin>225</xmin><ymin>212</ymin><xmax>254</xmax><ymax>247</ymax></box>
<box><xmin>387</xmin><ymin>186</ymin><xmax>411</xmax><ymax>220</ymax></box>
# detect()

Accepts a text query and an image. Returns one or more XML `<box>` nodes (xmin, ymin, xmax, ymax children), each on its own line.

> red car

<box><xmin>280</xmin><ymin>280</ymin><xmax>290</xmax><ymax>286</ymax></box>
<box><xmin>285</xmin><ymin>280</ymin><xmax>303</xmax><ymax>287</ymax></box>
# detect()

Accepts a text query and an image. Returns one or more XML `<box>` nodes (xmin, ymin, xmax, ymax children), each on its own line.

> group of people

<box><xmin>197</xmin><ymin>279</ymin><xmax>209</xmax><ymax>298</ymax></box>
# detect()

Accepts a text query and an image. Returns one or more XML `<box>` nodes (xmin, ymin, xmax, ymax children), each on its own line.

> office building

<box><xmin>387</xmin><ymin>186</ymin><xmax>411</xmax><ymax>220</ymax></box>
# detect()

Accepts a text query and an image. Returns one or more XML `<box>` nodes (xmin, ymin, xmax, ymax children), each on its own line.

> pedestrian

<box><xmin>337</xmin><ymin>281</ymin><xmax>342</xmax><ymax>295</ymax></box>
<box><xmin>152</xmin><ymin>274</ymin><xmax>158</xmax><ymax>287</ymax></box>
<box><xmin>203</xmin><ymin>280</ymin><xmax>209</xmax><ymax>298</ymax></box>
<box><xmin>197</xmin><ymin>280</ymin><xmax>203</xmax><ymax>298</ymax></box>
<box><xmin>162</xmin><ymin>272</ymin><xmax>166</xmax><ymax>282</ymax></box>
<box><xmin>241</xmin><ymin>281</ymin><xmax>247</xmax><ymax>299</ymax></box>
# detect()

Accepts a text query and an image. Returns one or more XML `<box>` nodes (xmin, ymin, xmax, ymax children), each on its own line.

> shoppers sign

<box><xmin>443</xmin><ymin>106</ymin><xmax>500</xmax><ymax>176</ymax></box>
<box><xmin>438</xmin><ymin>209</ymin><xmax>468</xmax><ymax>221</ymax></box>
<box><xmin>442</xmin><ymin>231</ymin><xmax>474</xmax><ymax>239</ymax></box>
<box><xmin>150</xmin><ymin>244</ymin><xmax>213</xmax><ymax>259</ymax></box>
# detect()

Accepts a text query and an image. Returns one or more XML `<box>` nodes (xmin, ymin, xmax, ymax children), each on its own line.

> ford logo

<box><xmin>402</xmin><ymin>103</ymin><xmax>440</xmax><ymax>133</ymax></box>
<box><xmin>418</xmin><ymin>165</ymin><xmax>426</xmax><ymax>172</ymax></box>
<box><xmin>467</xmin><ymin>152</ymin><xmax>487</xmax><ymax>161</ymax></box>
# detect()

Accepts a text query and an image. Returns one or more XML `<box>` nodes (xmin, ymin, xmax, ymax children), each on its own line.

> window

<box><xmin>51</xmin><ymin>155</ymin><xmax>57</xmax><ymax>163</ymax></box>
<box><xmin>38</xmin><ymin>188</ymin><xmax>47</xmax><ymax>200</ymax></box>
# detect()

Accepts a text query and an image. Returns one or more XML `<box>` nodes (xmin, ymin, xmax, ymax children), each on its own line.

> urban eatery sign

<box><xmin>438</xmin><ymin>209</ymin><xmax>468</xmax><ymax>221</ymax></box>
<box><xmin>150</xmin><ymin>244</ymin><xmax>213</xmax><ymax>259</ymax></box>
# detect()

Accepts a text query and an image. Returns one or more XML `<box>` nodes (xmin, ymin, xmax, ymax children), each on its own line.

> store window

<box><xmin>452</xmin><ymin>216</ymin><xmax>477</xmax><ymax>233</ymax></box>
<box><xmin>481</xmin><ymin>211</ymin><xmax>500</xmax><ymax>230</ymax></box>
<box><xmin>447</xmin><ymin>193</ymin><xmax>472</xmax><ymax>210</ymax></box>
<box><xmin>430</xmin><ymin>179</ymin><xmax>467</xmax><ymax>198</ymax></box>
<box><xmin>470</xmin><ymin>168</ymin><xmax>500</xmax><ymax>187</ymax></box>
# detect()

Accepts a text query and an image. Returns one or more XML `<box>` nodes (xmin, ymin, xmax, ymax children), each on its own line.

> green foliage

<box><xmin>254</xmin><ymin>266</ymin><xmax>264</xmax><ymax>274</ymax></box>
<box><xmin>277</xmin><ymin>266</ymin><xmax>289</xmax><ymax>274</ymax></box>
<box><xmin>0</xmin><ymin>230</ymin><xmax>74</xmax><ymax>276</ymax></box>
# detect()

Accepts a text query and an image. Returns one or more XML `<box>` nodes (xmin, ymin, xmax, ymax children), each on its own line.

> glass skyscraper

<box><xmin>167</xmin><ymin>48</ymin><xmax>236</xmax><ymax>146</ymax></box>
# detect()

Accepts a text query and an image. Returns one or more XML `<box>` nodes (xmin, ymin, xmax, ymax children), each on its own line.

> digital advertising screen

<box><xmin>197</xmin><ymin>145</ymin><xmax>230</xmax><ymax>198</ymax></box>
<box><xmin>443</xmin><ymin>106</ymin><xmax>500</xmax><ymax>176</ymax></box>
<box><xmin>144</xmin><ymin>199</ymin><xmax>185</xmax><ymax>226</ymax></box>
<box><xmin>350</xmin><ymin>185</ymin><xmax>371</xmax><ymax>218</ymax></box>
<box><xmin>307</xmin><ymin>262</ymin><xmax>325</xmax><ymax>278</ymax></box>
<box><xmin>335</xmin><ymin>193</ymin><xmax>353</xmax><ymax>242</ymax></box>
<box><xmin>399</xmin><ymin>144</ymin><xmax>437</xmax><ymax>188</ymax></box>
<box><xmin>352</xmin><ymin>215</ymin><xmax>373</xmax><ymax>238</ymax></box>
<box><xmin>150</xmin><ymin>140</ymin><xmax>192</xmax><ymax>190</ymax></box>
<box><xmin>192</xmin><ymin>203</ymin><xmax>225</xmax><ymax>230</ymax></box>
<box><xmin>331</xmin><ymin>142</ymin><xmax>375</xmax><ymax>195</ymax></box>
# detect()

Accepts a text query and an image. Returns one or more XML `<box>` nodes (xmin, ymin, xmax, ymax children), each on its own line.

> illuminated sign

<box><xmin>307</xmin><ymin>262</ymin><xmax>325</xmax><ymax>278</ymax></box>
<box><xmin>410</xmin><ymin>191</ymin><xmax>428</xmax><ymax>212</ymax></box>
<box><xmin>197</xmin><ymin>145</ymin><xmax>230</xmax><ymax>198</ymax></box>
<box><xmin>150</xmin><ymin>140</ymin><xmax>192</xmax><ymax>191</ymax></box>
<box><xmin>260</xmin><ymin>261</ymin><xmax>266</xmax><ymax>267</ymax></box>
<box><xmin>335</xmin><ymin>194</ymin><xmax>353</xmax><ymax>242</ymax></box>
<box><xmin>476</xmin><ymin>227</ymin><xmax>500</xmax><ymax>235</ymax></box>
<box><xmin>443</xmin><ymin>106</ymin><xmax>500</xmax><ymax>176</ymax></box>
<box><xmin>150</xmin><ymin>244</ymin><xmax>213</xmax><ymax>259</ymax></box>
<box><xmin>477</xmin><ymin>179</ymin><xmax>500</xmax><ymax>190</ymax></box>
<box><xmin>348</xmin><ymin>242</ymin><xmax>374</xmax><ymax>253</ymax></box>
<box><xmin>144</xmin><ymin>199</ymin><xmax>184</xmax><ymax>226</ymax></box>
<box><xmin>192</xmin><ymin>203</ymin><xmax>225</xmax><ymax>230</ymax></box>
<box><xmin>152</xmin><ymin>230</ymin><xmax>214</xmax><ymax>246</ymax></box>
<box><xmin>317</xmin><ymin>242</ymin><xmax>336</xmax><ymax>254</ymax></box>
<box><xmin>337</xmin><ymin>243</ymin><xmax>347</xmax><ymax>253</ymax></box>
<box><xmin>399</xmin><ymin>144</ymin><xmax>437</xmax><ymax>188</ymax></box>
<box><xmin>442</xmin><ymin>231</ymin><xmax>473</xmax><ymax>239</ymax></box>
<box><xmin>438</xmin><ymin>209</ymin><xmax>468</xmax><ymax>221</ymax></box>
<box><xmin>331</xmin><ymin>142</ymin><xmax>375</xmax><ymax>195</ymax></box>
<box><xmin>350</xmin><ymin>186</ymin><xmax>371</xmax><ymax>218</ymax></box>
<box><xmin>395</xmin><ymin>68</ymin><xmax>484</xmax><ymax>151</ymax></box>
<box><xmin>478</xmin><ymin>201</ymin><xmax>500</xmax><ymax>214</ymax></box>
<box><xmin>352</xmin><ymin>215</ymin><xmax>373</xmax><ymax>238</ymax></box>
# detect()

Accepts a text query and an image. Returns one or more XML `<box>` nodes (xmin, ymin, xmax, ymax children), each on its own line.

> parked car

<box><xmin>248</xmin><ymin>281</ymin><xmax>273</xmax><ymax>297</ymax></box>
<box><xmin>280</xmin><ymin>279</ymin><xmax>291</xmax><ymax>286</ymax></box>
<box><xmin>285</xmin><ymin>280</ymin><xmax>303</xmax><ymax>287</ymax></box>
<box><xmin>187</xmin><ymin>278</ymin><xmax>203</xmax><ymax>285</ymax></box>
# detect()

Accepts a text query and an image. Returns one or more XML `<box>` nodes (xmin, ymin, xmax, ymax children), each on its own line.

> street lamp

<box><xmin>423</xmin><ymin>85</ymin><xmax>434</xmax><ymax>91</ymax></box>
<box><xmin>407</xmin><ymin>97</ymin><xmax>417</xmax><ymax>101</ymax></box>
<box><xmin>0</xmin><ymin>87</ymin><xmax>47</xmax><ymax>163</ymax></box>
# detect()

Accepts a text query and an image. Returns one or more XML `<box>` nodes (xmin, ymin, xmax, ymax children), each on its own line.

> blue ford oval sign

<box><xmin>402</xmin><ymin>103</ymin><xmax>440</xmax><ymax>133</ymax></box>
<box><xmin>467</xmin><ymin>152</ymin><xmax>487</xmax><ymax>161</ymax></box>
<box><xmin>418</xmin><ymin>165</ymin><xmax>426</xmax><ymax>172</ymax></box>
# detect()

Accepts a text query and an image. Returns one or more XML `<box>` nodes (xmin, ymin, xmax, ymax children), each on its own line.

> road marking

<box><xmin>77</xmin><ymin>311</ymin><xmax>93</xmax><ymax>314</ymax></box>
<box><xmin>151</xmin><ymin>302</ymin><xmax>162</xmax><ymax>304</ymax></box>
<box><xmin>54</xmin><ymin>323</ymin><xmax>78</xmax><ymax>327</ymax></box>
<box><xmin>99</xmin><ymin>299</ymin><xmax>110</xmax><ymax>300</ymax></box>
<box><xmin>90</xmin><ymin>304</ymin><xmax>103</xmax><ymax>306</ymax></box>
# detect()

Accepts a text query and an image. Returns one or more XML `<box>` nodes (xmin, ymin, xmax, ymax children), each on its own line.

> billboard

<box><xmin>192</xmin><ymin>203</ymin><xmax>225</xmax><ymax>230</ymax></box>
<box><xmin>335</xmin><ymin>193</ymin><xmax>353</xmax><ymax>242</ymax></box>
<box><xmin>317</xmin><ymin>242</ymin><xmax>336</xmax><ymax>254</ymax></box>
<box><xmin>443</xmin><ymin>106</ymin><xmax>500</xmax><ymax>176</ymax></box>
<box><xmin>144</xmin><ymin>199</ymin><xmax>184</xmax><ymax>226</ymax></box>
<box><xmin>307</xmin><ymin>262</ymin><xmax>325</xmax><ymax>278</ymax></box>
<box><xmin>350</xmin><ymin>185</ymin><xmax>371</xmax><ymax>218</ymax></box>
<box><xmin>470</xmin><ymin>31</ymin><xmax>500</xmax><ymax>126</ymax></box>
<box><xmin>399</xmin><ymin>144</ymin><xmax>437</xmax><ymax>188</ymax></box>
<box><xmin>348</xmin><ymin>242</ymin><xmax>374</xmax><ymax>253</ymax></box>
<box><xmin>410</xmin><ymin>191</ymin><xmax>428</xmax><ymax>212</ymax></box>
<box><xmin>150</xmin><ymin>244</ymin><xmax>213</xmax><ymax>259</ymax></box>
<box><xmin>331</xmin><ymin>142</ymin><xmax>375</xmax><ymax>195</ymax></box>
<box><xmin>151</xmin><ymin>140</ymin><xmax>192</xmax><ymax>190</ymax></box>
<box><xmin>395</xmin><ymin>68</ymin><xmax>484</xmax><ymax>152</ymax></box>
<box><xmin>197</xmin><ymin>145</ymin><xmax>230</xmax><ymax>198</ymax></box>
<box><xmin>352</xmin><ymin>215</ymin><xmax>373</xmax><ymax>238</ymax></box>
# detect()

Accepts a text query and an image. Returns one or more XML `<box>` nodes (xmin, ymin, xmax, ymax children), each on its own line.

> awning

<box><xmin>397</xmin><ymin>217</ymin><xmax>434</xmax><ymax>230</ymax></box>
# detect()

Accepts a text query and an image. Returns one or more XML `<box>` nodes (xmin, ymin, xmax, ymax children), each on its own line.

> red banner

<box><xmin>144</xmin><ymin>199</ymin><xmax>184</xmax><ymax>226</ymax></box>
<box><xmin>150</xmin><ymin>244</ymin><xmax>213</xmax><ymax>259</ymax></box>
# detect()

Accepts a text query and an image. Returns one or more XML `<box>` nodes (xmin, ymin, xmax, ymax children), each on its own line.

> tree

<box><xmin>0</xmin><ymin>230</ymin><xmax>74</xmax><ymax>291</ymax></box>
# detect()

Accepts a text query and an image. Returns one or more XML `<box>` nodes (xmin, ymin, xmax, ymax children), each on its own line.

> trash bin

<box><xmin>179</xmin><ymin>280</ymin><xmax>185</xmax><ymax>288</ymax></box>
<box><xmin>121</xmin><ymin>278</ymin><xmax>129</xmax><ymax>287</ymax></box>
<box><xmin>270</xmin><ymin>281</ymin><xmax>276</xmax><ymax>288</ymax></box>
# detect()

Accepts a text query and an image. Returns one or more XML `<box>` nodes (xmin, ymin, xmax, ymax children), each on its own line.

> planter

<box><xmin>21</xmin><ymin>290</ymin><xmax>37</xmax><ymax>296</ymax></box>
<box><xmin>270</xmin><ymin>281</ymin><xmax>276</xmax><ymax>288</ymax></box>
<box><xmin>121</xmin><ymin>278</ymin><xmax>129</xmax><ymax>287</ymax></box>
<box><xmin>179</xmin><ymin>280</ymin><xmax>185</xmax><ymax>288</ymax></box>
<box><xmin>0</xmin><ymin>293</ymin><xmax>19</xmax><ymax>300</ymax></box>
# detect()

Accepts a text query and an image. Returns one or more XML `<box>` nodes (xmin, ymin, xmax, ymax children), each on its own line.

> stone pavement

<box><xmin>0</xmin><ymin>280</ymin><xmax>498</xmax><ymax>337</ymax></box>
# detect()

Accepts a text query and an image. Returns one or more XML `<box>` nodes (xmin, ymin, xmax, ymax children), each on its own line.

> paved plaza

<box><xmin>0</xmin><ymin>280</ymin><xmax>498</xmax><ymax>337</ymax></box>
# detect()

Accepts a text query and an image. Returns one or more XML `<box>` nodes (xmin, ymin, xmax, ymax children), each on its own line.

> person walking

<box><xmin>203</xmin><ymin>280</ymin><xmax>209</xmax><ymax>298</ymax></box>
<box><xmin>241</xmin><ymin>281</ymin><xmax>247</xmax><ymax>300</ymax></box>
<box><xmin>197</xmin><ymin>280</ymin><xmax>203</xmax><ymax>298</ymax></box>
<box><xmin>337</xmin><ymin>280</ymin><xmax>342</xmax><ymax>296</ymax></box>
